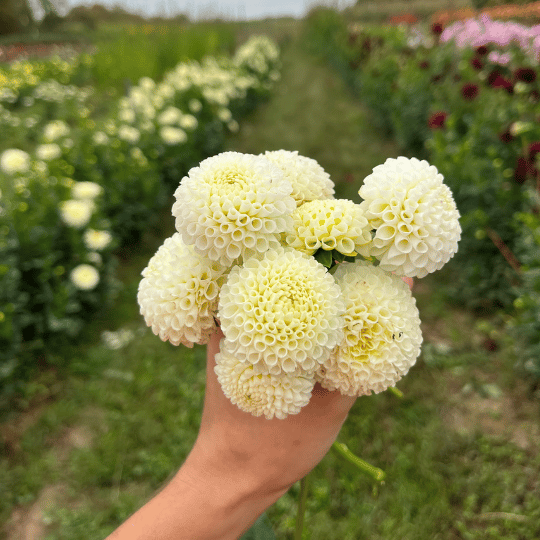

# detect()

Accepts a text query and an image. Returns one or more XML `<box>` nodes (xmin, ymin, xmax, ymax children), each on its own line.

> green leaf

<box><xmin>314</xmin><ymin>248</ymin><xmax>333</xmax><ymax>268</ymax></box>
<box><xmin>240</xmin><ymin>513</ymin><xmax>276</xmax><ymax>540</ymax></box>
<box><xmin>333</xmin><ymin>251</ymin><xmax>346</xmax><ymax>263</ymax></box>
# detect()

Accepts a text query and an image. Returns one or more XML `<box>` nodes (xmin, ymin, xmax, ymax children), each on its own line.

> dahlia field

<box><xmin>0</xmin><ymin>33</ymin><xmax>281</xmax><ymax>392</ymax></box>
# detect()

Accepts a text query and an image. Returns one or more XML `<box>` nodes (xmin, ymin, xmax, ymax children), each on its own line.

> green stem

<box><xmin>332</xmin><ymin>442</ymin><xmax>385</xmax><ymax>483</ymax></box>
<box><xmin>294</xmin><ymin>473</ymin><xmax>310</xmax><ymax>540</ymax></box>
<box><xmin>388</xmin><ymin>386</ymin><xmax>404</xmax><ymax>399</ymax></box>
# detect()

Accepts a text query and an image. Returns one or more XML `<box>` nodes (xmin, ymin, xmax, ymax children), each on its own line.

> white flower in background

<box><xmin>36</xmin><ymin>143</ymin><xmax>61</xmax><ymax>161</ymax></box>
<box><xmin>139</xmin><ymin>77</ymin><xmax>155</xmax><ymax>91</ymax></box>
<box><xmin>118</xmin><ymin>107</ymin><xmax>136</xmax><ymax>123</ymax></box>
<box><xmin>62</xmin><ymin>138</ymin><xmax>74</xmax><ymax>149</ymax></box>
<box><xmin>84</xmin><ymin>229</ymin><xmax>112</xmax><ymax>251</ymax></box>
<box><xmin>102</xmin><ymin>328</ymin><xmax>135</xmax><ymax>350</ymax></box>
<box><xmin>218</xmin><ymin>247</ymin><xmax>345</xmax><ymax>375</ymax></box>
<box><xmin>157</xmin><ymin>106</ymin><xmax>183</xmax><ymax>125</ymax></box>
<box><xmin>218</xmin><ymin>108</ymin><xmax>232</xmax><ymax>122</ymax></box>
<box><xmin>180</xmin><ymin>114</ymin><xmax>198</xmax><ymax>130</ymax></box>
<box><xmin>215</xmin><ymin>343</ymin><xmax>316</xmax><ymax>419</ymax></box>
<box><xmin>137</xmin><ymin>233</ymin><xmax>228</xmax><ymax>347</ymax></box>
<box><xmin>72</xmin><ymin>181</ymin><xmax>103</xmax><ymax>200</ymax></box>
<box><xmin>172</xmin><ymin>151</ymin><xmax>296</xmax><ymax>267</ymax></box>
<box><xmin>160</xmin><ymin>126</ymin><xmax>188</xmax><ymax>145</ymax></box>
<box><xmin>25</xmin><ymin>117</ymin><xmax>38</xmax><ymax>129</ymax></box>
<box><xmin>227</xmin><ymin>120</ymin><xmax>239</xmax><ymax>133</ymax></box>
<box><xmin>358</xmin><ymin>157</ymin><xmax>461</xmax><ymax>278</ymax></box>
<box><xmin>1</xmin><ymin>149</ymin><xmax>30</xmax><ymax>175</ymax></box>
<box><xmin>60</xmin><ymin>199</ymin><xmax>94</xmax><ymax>228</ymax></box>
<box><xmin>262</xmin><ymin>150</ymin><xmax>335</xmax><ymax>206</ymax></box>
<box><xmin>285</xmin><ymin>199</ymin><xmax>372</xmax><ymax>257</ymax></box>
<box><xmin>87</xmin><ymin>252</ymin><xmax>102</xmax><ymax>266</ymax></box>
<box><xmin>189</xmin><ymin>98</ymin><xmax>202</xmax><ymax>113</ymax></box>
<box><xmin>43</xmin><ymin>120</ymin><xmax>69</xmax><ymax>141</ymax></box>
<box><xmin>142</xmin><ymin>105</ymin><xmax>156</xmax><ymax>120</ymax></box>
<box><xmin>317</xmin><ymin>261</ymin><xmax>422</xmax><ymax>396</ymax></box>
<box><xmin>118</xmin><ymin>125</ymin><xmax>140</xmax><ymax>144</ymax></box>
<box><xmin>93</xmin><ymin>131</ymin><xmax>109</xmax><ymax>145</ymax></box>
<box><xmin>70</xmin><ymin>264</ymin><xmax>100</xmax><ymax>290</ymax></box>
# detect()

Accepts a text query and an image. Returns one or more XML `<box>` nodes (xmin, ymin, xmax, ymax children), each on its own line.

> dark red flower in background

<box><xmin>462</xmin><ymin>83</ymin><xmax>479</xmax><ymax>100</ymax></box>
<box><xmin>428</xmin><ymin>111</ymin><xmax>447</xmax><ymax>129</ymax></box>
<box><xmin>514</xmin><ymin>67</ymin><xmax>537</xmax><ymax>84</ymax></box>
<box><xmin>419</xmin><ymin>60</ymin><xmax>430</xmax><ymax>69</ymax></box>
<box><xmin>514</xmin><ymin>157</ymin><xmax>529</xmax><ymax>184</ymax></box>
<box><xmin>431</xmin><ymin>73</ymin><xmax>444</xmax><ymax>83</ymax></box>
<box><xmin>431</xmin><ymin>22</ymin><xmax>443</xmax><ymax>36</ymax></box>
<box><xmin>476</xmin><ymin>45</ymin><xmax>488</xmax><ymax>56</ymax></box>
<box><xmin>528</xmin><ymin>141</ymin><xmax>540</xmax><ymax>161</ymax></box>
<box><xmin>498</xmin><ymin>128</ymin><xmax>514</xmax><ymax>143</ymax></box>
<box><xmin>489</xmin><ymin>74</ymin><xmax>514</xmax><ymax>94</ymax></box>
<box><xmin>471</xmin><ymin>57</ymin><xmax>483</xmax><ymax>70</ymax></box>
<box><xmin>531</xmin><ymin>90</ymin><xmax>540</xmax><ymax>102</ymax></box>
<box><xmin>488</xmin><ymin>70</ymin><xmax>502</xmax><ymax>85</ymax></box>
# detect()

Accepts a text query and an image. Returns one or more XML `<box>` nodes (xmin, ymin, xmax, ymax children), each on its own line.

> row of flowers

<box><xmin>303</xmin><ymin>10</ymin><xmax>540</xmax><ymax>384</ymax></box>
<box><xmin>0</xmin><ymin>35</ymin><xmax>281</xmax><ymax>390</ymax></box>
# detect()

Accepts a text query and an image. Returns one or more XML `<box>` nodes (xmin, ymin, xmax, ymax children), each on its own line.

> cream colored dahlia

<box><xmin>36</xmin><ymin>143</ymin><xmax>61</xmax><ymax>161</ymax></box>
<box><xmin>70</xmin><ymin>264</ymin><xmax>100</xmax><ymax>290</ymax></box>
<box><xmin>83</xmin><ymin>229</ymin><xmax>112</xmax><ymax>251</ymax></box>
<box><xmin>1</xmin><ymin>149</ymin><xmax>30</xmax><ymax>175</ymax></box>
<box><xmin>316</xmin><ymin>260</ymin><xmax>422</xmax><ymax>397</ymax></box>
<box><xmin>60</xmin><ymin>199</ymin><xmax>94</xmax><ymax>228</ymax></box>
<box><xmin>172</xmin><ymin>152</ymin><xmax>296</xmax><ymax>267</ymax></box>
<box><xmin>218</xmin><ymin>247</ymin><xmax>344</xmax><ymax>375</ymax></box>
<box><xmin>215</xmin><ymin>342</ymin><xmax>315</xmax><ymax>419</ymax></box>
<box><xmin>358</xmin><ymin>157</ymin><xmax>461</xmax><ymax>278</ymax></box>
<box><xmin>72</xmin><ymin>181</ymin><xmax>103</xmax><ymax>200</ymax></box>
<box><xmin>262</xmin><ymin>150</ymin><xmax>335</xmax><ymax>206</ymax></box>
<box><xmin>137</xmin><ymin>232</ymin><xmax>228</xmax><ymax>347</ymax></box>
<box><xmin>284</xmin><ymin>199</ymin><xmax>371</xmax><ymax>257</ymax></box>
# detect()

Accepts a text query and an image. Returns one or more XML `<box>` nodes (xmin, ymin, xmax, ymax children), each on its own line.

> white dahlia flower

<box><xmin>358</xmin><ymin>157</ymin><xmax>461</xmax><ymax>278</ymax></box>
<box><xmin>92</xmin><ymin>131</ymin><xmax>109</xmax><ymax>145</ymax></box>
<box><xmin>157</xmin><ymin>106</ymin><xmax>183</xmax><ymax>125</ymax></box>
<box><xmin>70</xmin><ymin>264</ymin><xmax>100</xmax><ymax>290</ymax></box>
<box><xmin>285</xmin><ymin>199</ymin><xmax>372</xmax><ymax>257</ymax></box>
<box><xmin>215</xmin><ymin>342</ymin><xmax>315</xmax><ymax>419</ymax></box>
<box><xmin>83</xmin><ymin>229</ymin><xmax>112</xmax><ymax>251</ymax></box>
<box><xmin>262</xmin><ymin>150</ymin><xmax>335</xmax><ymax>206</ymax></box>
<box><xmin>138</xmin><ymin>233</ymin><xmax>228</xmax><ymax>347</ymax></box>
<box><xmin>43</xmin><ymin>120</ymin><xmax>69</xmax><ymax>142</ymax></box>
<box><xmin>317</xmin><ymin>261</ymin><xmax>422</xmax><ymax>396</ymax></box>
<box><xmin>172</xmin><ymin>152</ymin><xmax>296</xmax><ymax>267</ymax></box>
<box><xmin>118</xmin><ymin>125</ymin><xmax>140</xmax><ymax>144</ymax></box>
<box><xmin>188</xmin><ymin>98</ymin><xmax>202</xmax><ymax>113</ymax></box>
<box><xmin>60</xmin><ymin>199</ymin><xmax>94</xmax><ymax>228</ymax></box>
<box><xmin>180</xmin><ymin>114</ymin><xmax>198</xmax><ymax>130</ymax></box>
<box><xmin>72</xmin><ymin>181</ymin><xmax>103</xmax><ymax>200</ymax></box>
<box><xmin>218</xmin><ymin>247</ymin><xmax>344</xmax><ymax>375</ymax></box>
<box><xmin>1</xmin><ymin>149</ymin><xmax>30</xmax><ymax>175</ymax></box>
<box><xmin>160</xmin><ymin>126</ymin><xmax>188</xmax><ymax>145</ymax></box>
<box><xmin>36</xmin><ymin>143</ymin><xmax>61</xmax><ymax>161</ymax></box>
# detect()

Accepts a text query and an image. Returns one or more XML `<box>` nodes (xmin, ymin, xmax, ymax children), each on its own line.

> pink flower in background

<box><xmin>488</xmin><ymin>51</ymin><xmax>511</xmax><ymax>65</ymax></box>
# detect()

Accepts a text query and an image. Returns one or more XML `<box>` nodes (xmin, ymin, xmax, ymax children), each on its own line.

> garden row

<box><xmin>303</xmin><ymin>9</ymin><xmax>540</xmax><ymax>384</ymax></box>
<box><xmin>0</xmin><ymin>33</ymin><xmax>281</xmax><ymax>397</ymax></box>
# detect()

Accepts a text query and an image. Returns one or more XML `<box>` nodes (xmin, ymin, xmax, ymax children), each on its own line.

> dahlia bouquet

<box><xmin>138</xmin><ymin>151</ymin><xmax>461</xmax><ymax>420</ymax></box>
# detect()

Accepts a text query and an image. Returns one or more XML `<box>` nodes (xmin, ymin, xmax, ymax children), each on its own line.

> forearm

<box><xmin>105</xmin><ymin>453</ymin><xmax>286</xmax><ymax>540</ymax></box>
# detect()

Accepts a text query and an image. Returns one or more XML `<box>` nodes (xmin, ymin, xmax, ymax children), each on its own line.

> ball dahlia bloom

<box><xmin>72</xmin><ymin>181</ymin><xmax>103</xmax><ymax>200</ymax></box>
<box><xmin>358</xmin><ymin>157</ymin><xmax>461</xmax><ymax>278</ymax></box>
<box><xmin>218</xmin><ymin>247</ymin><xmax>344</xmax><ymax>376</ymax></box>
<box><xmin>138</xmin><ymin>233</ymin><xmax>228</xmax><ymax>347</ymax></box>
<box><xmin>215</xmin><ymin>342</ymin><xmax>315</xmax><ymax>419</ymax></box>
<box><xmin>70</xmin><ymin>264</ymin><xmax>100</xmax><ymax>290</ymax></box>
<box><xmin>60</xmin><ymin>199</ymin><xmax>94</xmax><ymax>228</ymax></box>
<box><xmin>262</xmin><ymin>150</ymin><xmax>335</xmax><ymax>206</ymax></box>
<box><xmin>317</xmin><ymin>261</ymin><xmax>422</xmax><ymax>396</ymax></box>
<box><xmin>1</xmin><ymin>149</ymin><xmax>30</xmax><ymax>175</ymax></box>
<box><xmin>284</xmin><ymin>199</ymin><xmax>371</xmax><ymax>257</ymax></box>
<box><xmin>172</xmin><ymin>152</ymin><xmax>296</xmax><ymax>267</ymax></box>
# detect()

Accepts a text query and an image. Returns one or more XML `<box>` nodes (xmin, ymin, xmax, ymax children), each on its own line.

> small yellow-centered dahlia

<box><xmin>72</xmin><ymin>181</ymin><xmax>103</xmax><ymax>200</ymax></box>
<box><xmin>359</xmin><ymin>157</ymin><xmax>461</xmax><ymax>278</ymax></box>
<box><xmin>172</xmin><ymin>152</ymin><xmax>296</xmax><ymax>267</ymax></box>
<box><xmin>317</xmin><ymin>260</ymin><xmax>422</xmax><ymax>397</ymax></box>
<box><xmin>138</xmin><ymin>232</ymin><xmax>228</xmax><ymax>347</ymax></box>
<box><xmin>36</xmin><ymin>143</ymin><xmax>62</xmax><ymax>161</ymax></box>
<box><xmin>218</xmin><ymin>247</ymin><xmax>344</xmax><ymax>375</ymax></box>
<box><xmin>1</xmin><ymin>149</ymin><xmax>30</xmax><ymax>175</ymax></box>
<box><xmin>284</xmin><ymin>199</ymin><xmax>371</xmax><ymax>257</ymax></box>
<box><xmin>262</xmin><ymin>150</ymin><xmax>335</xmax><ymax>206</ymax></box>
<box><xmin>60</xmin><ymin>199</ymin><xmax>94</xmax><ymax>228</ymax></box>
<box><xmin>83</xmin><ymin>229</ymin><xmax>112</xmax><ymax>251</ymax></box>
<box><xmin>70</xmin><ymin>264</ymin><xmax>100</xmax><ymax>290</ymax></box>
<box><xmin>160</xmin><ymin>126</ymin><xmax>188</xmax><ymax>145</ymax></box>
<box><xmin>215</xmin><ymin>342</ymin><xmax>315</xmax><ymax>419</ymax></box>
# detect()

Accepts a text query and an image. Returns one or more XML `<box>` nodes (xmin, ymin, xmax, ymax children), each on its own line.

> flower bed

<box><xmin>0</xmin><ymin>35</ymin><xmax>281</xmax><ymax>394</ymax></box>
<box><xmin>302</xmin><ymin>11</ymin><xmax>540</xmax><ymax>385</ymax></box>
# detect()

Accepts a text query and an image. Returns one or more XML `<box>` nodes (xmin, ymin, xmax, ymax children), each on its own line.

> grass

<box><xmin>2</xmin><ymin>19</ymin><xmax>540</xmax><ymax>540</ymax></box>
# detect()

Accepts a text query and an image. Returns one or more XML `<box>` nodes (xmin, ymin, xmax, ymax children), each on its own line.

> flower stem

<box><xmin>388</xmin><ymin>386</ymin><xmax>404</xmax><ymax>399</ymax></box>
<box><xmin>294</xmin><ymin>473</ymin><xmax>310</xmax><ymax>540</ymax></box>
<box><xmin>332</xmin><ymin>442</ymin><xmax>385</xmax><ymax>483</ymax></box>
